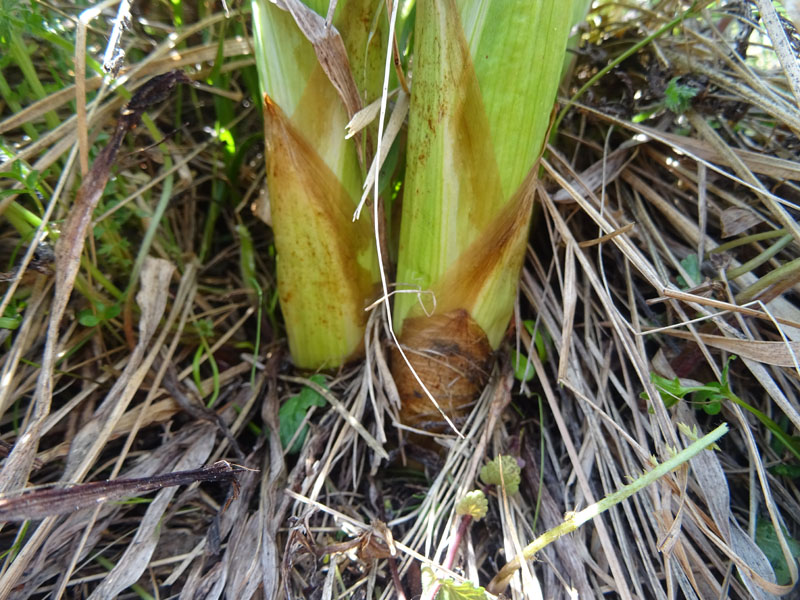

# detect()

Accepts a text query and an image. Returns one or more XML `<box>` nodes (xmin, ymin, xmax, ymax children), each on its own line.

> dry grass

<box><xmin>2</xmin><ymin>1</ymin><xmax>800</xmax><ymax>599</ymax></box>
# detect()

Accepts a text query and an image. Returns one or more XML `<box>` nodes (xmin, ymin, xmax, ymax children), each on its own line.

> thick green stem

<box><xmin>394</xmin><ymin>0</ymin><xmax>574</xmax><ymax>346</ymax></box>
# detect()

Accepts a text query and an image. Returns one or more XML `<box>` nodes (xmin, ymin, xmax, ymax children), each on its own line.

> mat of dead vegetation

<box><xmin>2</xmin><ymin>1</ymin><xmax>800</xmax><ymax>599</ymax></box>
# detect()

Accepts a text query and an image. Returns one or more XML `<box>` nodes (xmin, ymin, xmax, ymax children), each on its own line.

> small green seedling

<box><xmin>421</xmin><ymin>490</ymin><xmax>488</xmax><ymax>600</ymax></box>
<box><xmin>664</xmin><ymin>77</ymin><xmax>699</xmax><ymax>114</ymax></box>
<box><xmin>676</xmin><ymin>253</ymin><xmax>701</xmax><ymax>289</ymax></box>
<box><xmin>511</xmin><ymin>321</ymin><xmax>548</xmax><ymax>382</ymax></box>
<box><xmin>279</xmin><ymin>374</ymin><xmax>327</xmax><ymax>454</ymax></box>
<box><xmin>420</xmin><ymin>570</ymin><xmax>486</xmax><ymax>600</ymax></box>
<box><xmin>77</xmin><ymin>301</ymin><xmax>121</xmax><ymax>328</ymax></box>
<box><xmin>455</xmin><ymin>490</ymin><xmax>488</xmax><ymax>521</ymax></box>
<box><xmin>511</xmin><ymin>350</ymin><xmax>534</xmax><ymax>382</ymax></box>
<box><xmin>644</xmin><ymin>357</ymin><xmax>800</xmax><ymax>461</ymax></box>
<box><xmin>646</xmin><ymin>372</ymin><xmax>724</xmax><ymax>415</ymax></box>
<box><xmin>0</xmin><ymin>299</ymin><xmax>26</xmax><ymax>331</ymax></box>
<box><xmin>643</xmin><ymin>355</ymin><xmax>735</xmax><ymax>415</ymax></box>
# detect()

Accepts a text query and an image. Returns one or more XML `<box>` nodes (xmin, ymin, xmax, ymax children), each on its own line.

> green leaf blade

<box><xmin>279</xmin><ymin>375</ymin><xmax>328</xmax><ymax>454</ymax></box>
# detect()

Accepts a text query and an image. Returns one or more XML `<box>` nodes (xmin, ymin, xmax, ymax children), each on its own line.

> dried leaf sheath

<box><xmin>264</xmin><ymin>96</ymin><xmax>377</xmax><ymax>369</ymax></box>
<box><xmin>391</xmin><ymin>310</ymin><xmax>493</xmax><ymax>431</ymax></box>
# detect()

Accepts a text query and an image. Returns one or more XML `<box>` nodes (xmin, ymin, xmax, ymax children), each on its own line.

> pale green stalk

<box><xmin>393</xmin><ymin>0</ymin><xmax>574</xmax><ymax>348</ymax></box>
<box><xmin>251</xmin><ymin>0</ymin><xmax>384</xmax><ymax>368</ymax></box>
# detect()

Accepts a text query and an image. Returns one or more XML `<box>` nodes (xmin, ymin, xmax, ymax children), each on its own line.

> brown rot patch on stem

<box><xmin>391</xmin><ymin>309</ymin><xmax>493</xmax><ymax>437</ymax></box>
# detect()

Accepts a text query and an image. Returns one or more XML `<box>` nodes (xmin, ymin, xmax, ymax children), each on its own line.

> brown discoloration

<box><xmin>124</xmin><ymin>70</ymin><xmax>190</xmax><ymax>112</ymax></box>
<box><xmin>400</xmin><ymin>182</ymin><xmax>535</xmax><ymax>349</ymax></box>
<box><xmin>391</xmin><ymin>309</ymin><xmax>493</xmax><ymax>434</ymax></box>
<box><xmin>316</xmin><ymin>520</ymin><xmax>396</xmax><ymax>562</ymax></box>
<box><xmin>431</xmin><ymin>185</ymin><xmax>533</xmax><ymax>315</ymax></box>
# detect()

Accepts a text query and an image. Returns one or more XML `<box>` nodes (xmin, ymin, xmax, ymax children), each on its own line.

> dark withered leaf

<box><xmin>0</xmin><ymin>461</ymin><xmax>248</xmax><ymax>522</ymax></box>
<box><xmin>125</xmin><ymin>70</ymin><xmax>192</xmax><ymax>113</ymax></box>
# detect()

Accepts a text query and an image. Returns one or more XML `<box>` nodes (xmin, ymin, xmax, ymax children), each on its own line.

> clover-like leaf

<box><xmin>480</xmin><ymin>455</ymin><xmax>521</xmax><ymax>495</ymax></box>
<box><xmin>456</xmin><ymin>490</ymin><xmax>488</xmax><ymax>521</ymax></box>
<box><xmin>694</xmin><ymin>389</ymin><xmax>723</xmax><ymax>415</ymax></box>
<box><xmin>646</xmin><ymin>374</ymin><xmax>691</xmax><ymax>407</ymax></box>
